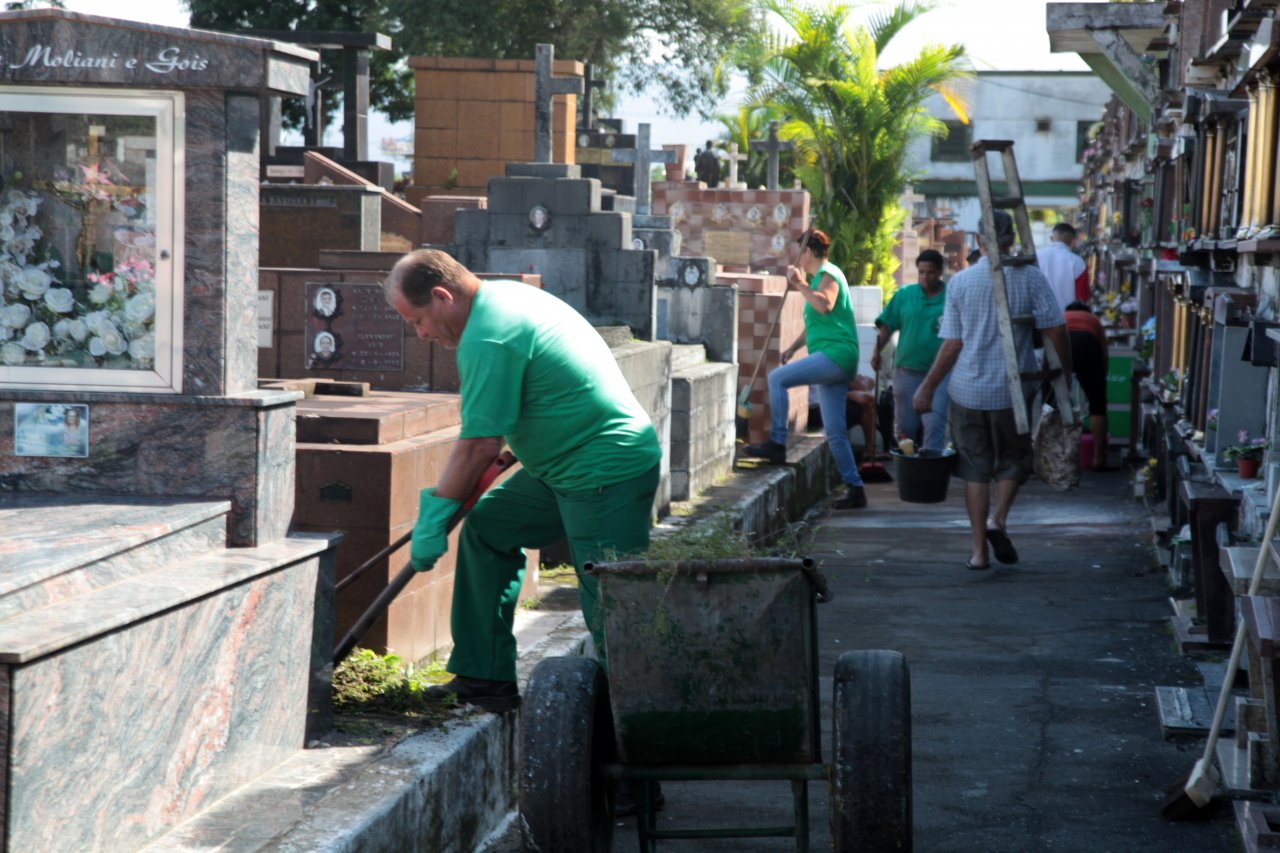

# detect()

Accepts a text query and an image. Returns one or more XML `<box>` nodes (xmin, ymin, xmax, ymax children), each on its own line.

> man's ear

<box><xmin>431</xmin><ymin>285</ymin><xmax>453</xmax><ymax>305</ymax></box>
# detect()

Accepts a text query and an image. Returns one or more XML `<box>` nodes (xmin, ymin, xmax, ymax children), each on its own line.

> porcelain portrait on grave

<box><xmin>773</xmin><ymin>203</ymin><xmax>790</xmax><ymax>227</ymax></box>
<box><xmin>529</xmin><ymin>205</ymin><xmax>551</xmax><ymax>232</ymax></box>
<box><xmin>771</xmin><ymin>232</ymin><xmax>788</xmax><ymax>254</ymax></box>
<box><xmin>710</xmin><ymin>204</ymin><xmax>728</xmax><ymax>225</ymax></box>
<box><xmin>13</xmin><ymin>402</ymin><xmax>89</xmax><ymax>458</ymax></box>
<box><xmin>745</xmin><ymin>206</ymin><xmax>763</xmax><ymax>227</ymax></box>
<box><xmin>309</xmin><ymin>331</ymin><xmax>340</xmax><ymax>369</ymax></box>
<box><xmin>668</xmin><ymin>201</ymin><xmax>686</xmax><ymax>224</ymax></box>
<box><xmin>0</xmin><ymin>87</ymin><xmax>183</xmax><ymax>394</ymax></box>
<box><xmin>313</xmin><ymin>287</ymin><xmax>340</xmax><ymax>319</ymax></box>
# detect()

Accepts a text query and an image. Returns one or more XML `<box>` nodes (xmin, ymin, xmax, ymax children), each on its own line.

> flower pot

<box><xmin>1237</xmin><ymin>457</ymin><xmax>1261</xmax><ymax>479</ymax></box>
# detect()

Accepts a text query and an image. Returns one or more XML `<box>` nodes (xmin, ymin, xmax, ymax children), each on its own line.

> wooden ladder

<box><xmin>970</xmin><ymin>139</ymin><xmax>1076</xmax><ymax>434</ymax></box>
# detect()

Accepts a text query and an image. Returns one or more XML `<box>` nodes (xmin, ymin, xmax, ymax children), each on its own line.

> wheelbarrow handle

<box><xmin>332</xmin><ymin>451</ymin><xmax>518</xmax><ymax>665</ymax></box>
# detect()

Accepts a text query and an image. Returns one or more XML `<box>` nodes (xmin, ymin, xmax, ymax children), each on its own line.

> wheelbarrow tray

<box><xmin>587</xmin><ymin>558</ymin><xmax>821</xmax><ymax>767</ymax></box>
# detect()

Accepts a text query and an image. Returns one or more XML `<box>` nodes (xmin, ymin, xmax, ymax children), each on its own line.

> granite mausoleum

<box><xmin>0</xmin><ymin>11</ymin><xmax>339</xmax><ymax>851</ymax></box>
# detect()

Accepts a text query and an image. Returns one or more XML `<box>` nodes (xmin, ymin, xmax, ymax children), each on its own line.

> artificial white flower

<box><xmin>0</xmin><ymin>325</ymin><xmax>11</xmax><ymax>342</ymax></box>
<box><xmin>17</xmin><ymin>267</ymin><xmax>50</xmax><ymax>300</ymax></box>
<box><xmin>88</xmin><ymin>336</ymin><xmax>106</xmax><ymax>357</ymax></box>
<box><xmin>66</xmin><ymin>318</ymin><xmax>89</xmax><ymax>342</ymax></box>
<box><xmin>0</xmin><ymin>209</ymin><xmax>11</xmax><ymax>228</ymax></box>
<box><xmin>0</xmin><ymin>224</ymin><xmax>13</xmax><ymax>245</ymax></box>
<box><xmin>43</xmin><ymin>287</ymin><xmax>74</xmax><ymax>314</ymax></box>
<box><xmin>1</xmin><ymin>303</ymin><xmax>30</xmax><ymax>328</ymax></box>
<box><xmin>99</xmin><ymin>322</ymin><xmax>127</xmax><ymax>356</ymax></box>
<box><xmin>19</xmin><ymin>321</ymin><xmax>49</xmax><ymax>351</ymax></box>
<box><xmin>1</xmin><ymin>341</ymin><xmax>24</xmax><ymax>365</ymax></box>
<box><xmin>52</xmin><ymin>318</ymin><xmax>71</xmax><ymax>339</ymax></box>
<box><xmin>124</xmin><ymin>292</ymin><xmax>154</xmax><ymax>324</ymax></box>
<box><xmin>128</xmin><ymin>333</ymin><xmax>154</xmax><ymax>361</ymax></box>
<box><xmin>88</xmin><ymin>283</ymin><xmax>113</xmax><ymax>305</ymax></box>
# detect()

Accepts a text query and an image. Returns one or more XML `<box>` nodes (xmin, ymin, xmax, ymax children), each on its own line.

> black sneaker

<box><xmin>741</xmin><ymin>439</ymin><xmax>787</xmax><ymax>464</ymax></box>
<box><xmin>832</xmin><ymin>485</ymin><xmax>867</xmax><ymax>509</ymax></box>
<box><xmin>422</xmin><ymin>675</ymin><xmax>520</xmax><ymax>713</ymax></box>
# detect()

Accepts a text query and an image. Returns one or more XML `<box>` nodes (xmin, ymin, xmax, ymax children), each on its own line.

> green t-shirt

<box><xmin>456</xmin><ymin>281</ymin><xmax>661</xmax><ymax>492</ymax></box>
<box><xmin>875</xmin><ymin>282</ymin><xmax>947</xmax><ymax>371</ymax></box>
<box><xmin>802</xmin><ymin>260</ymin><xmax>859</xmax><ymax>376</ymax></box>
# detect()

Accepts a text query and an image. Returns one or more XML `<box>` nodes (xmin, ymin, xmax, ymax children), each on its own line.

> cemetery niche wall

<box><xmin>0</xmin><ymin>11</ymin><xmax>338</xmax><ymax>853</ymax></box>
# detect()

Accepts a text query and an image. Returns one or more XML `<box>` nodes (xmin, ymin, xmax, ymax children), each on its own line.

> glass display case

<box><xmin>0</xmin><ymin>86</ymin><xmax>183</xmax><ymax>392</ymax></box>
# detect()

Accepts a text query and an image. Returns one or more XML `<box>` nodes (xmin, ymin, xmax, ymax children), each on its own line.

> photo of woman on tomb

<box><xmin>0</xmin><ymin>87</ymin><xmax>182</xmax><ymax>393</ymax></box>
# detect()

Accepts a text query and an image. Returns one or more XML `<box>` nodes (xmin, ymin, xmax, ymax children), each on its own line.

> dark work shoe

<box><xmin>422</xmin><ymin>675</ymin><xmax>520</xmax><ymax>713</ymax></box>
<box><xmin>742</xmin><ymin>439</ymin><xmax>787</xmax><ymax>464</ymax></box>
<box><xmin>832</xmin><ymin>486</ymin><xmax>867</xmax><ymax>509</ymax></box>
<box><xmin>614</xmin><ymin>780</ymin><xmax>666</xmax><ymax>818</ymax></box>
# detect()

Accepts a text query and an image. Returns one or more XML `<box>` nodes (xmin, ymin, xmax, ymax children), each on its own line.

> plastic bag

<box><xmin>1032</xmin><ymin>404</ymin><xmax>1081</xmax><ymax>491</ymax></box>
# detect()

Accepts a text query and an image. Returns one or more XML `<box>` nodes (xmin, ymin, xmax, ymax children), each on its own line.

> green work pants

<box><xmin>446</xmin><ymin>462</ymin><xmax>659</xmax><ymax>682</ymax></box>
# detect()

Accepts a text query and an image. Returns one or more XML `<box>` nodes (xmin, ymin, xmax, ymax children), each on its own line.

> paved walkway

<box><xmin>615</xmin><ymin>465</ymin><xmax>1236</xmax><ymax>851</ymax></box>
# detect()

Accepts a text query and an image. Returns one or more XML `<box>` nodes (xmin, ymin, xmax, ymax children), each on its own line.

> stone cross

<box><xmin>750</xmin><ymin>120</ymin><xmax>794</xmax><ymax>190</ymax></box>
<box><xmin>580</xmin><ymin>61</ymin><xmax>606</xmax><ymax>130</ymax></box>
<box><xmin>535</xmin><ymin>43</ymin><xmax>584</xmax><ymax>163</ymax></box>
<box><xmin>611</xmin><ymin>123</ymin><xmax>676</xmax><ymax>215</ymax></box>
<box><xmin>725</xmin><ymin>142</ymin><xmax>748</xmax><ymax>188</ymax></box>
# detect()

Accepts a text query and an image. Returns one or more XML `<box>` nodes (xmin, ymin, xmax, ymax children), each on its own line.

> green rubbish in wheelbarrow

<box><xmin>585</xmin><ymin>557</ymin><xmax>827</xmax><ymax>767</ymax></box>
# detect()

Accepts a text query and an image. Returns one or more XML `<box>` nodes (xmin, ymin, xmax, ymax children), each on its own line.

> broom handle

<box><xmin>745</xmin><ymin>288</ymin><xmax>790</xmax><ymax>391</ymax></box>
<box><xmin>1199</xmin><ymin>479</ymin><xmax>1280</xmax><ymax>767</ymax></box>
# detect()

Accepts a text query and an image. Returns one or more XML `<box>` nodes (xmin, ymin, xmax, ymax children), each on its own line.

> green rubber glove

<box><xmin>410</xmin><ymin>488</ymin><xmax>462</xmax><ymax>572</ymax></box>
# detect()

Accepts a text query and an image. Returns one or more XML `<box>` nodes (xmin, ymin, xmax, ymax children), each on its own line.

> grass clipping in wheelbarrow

<box><xmin>608</xmin><ymin>515</ymin><xmax>811</xmax><ymax>642</ymax></box>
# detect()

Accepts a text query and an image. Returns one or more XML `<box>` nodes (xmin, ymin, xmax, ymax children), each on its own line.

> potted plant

<box><xmin>1224</xmin><ymin>429</ymin><xmax>1268</xmax><ymax>479</ymax></box>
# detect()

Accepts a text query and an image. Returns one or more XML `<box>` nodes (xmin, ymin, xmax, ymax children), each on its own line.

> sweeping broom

<box><xmin>1161</xmin><ymin>475</ymin><xmax>1280</xmax><ymax>819</ymax></box>
<box><xmin>735</xmin><ymin>288</ymin><xmax>790</xmax><ymax>439</ymax></box>
<box><xmin>857</xmin><ymin>370</ymin><xmax>892</xmax><ymax>482</ymax></box>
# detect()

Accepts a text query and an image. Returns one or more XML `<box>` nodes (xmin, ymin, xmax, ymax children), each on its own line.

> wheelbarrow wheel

<box><xmin>831</xmin><ymin>649</ymin><xmax>912</xmax><ymax>852</ymax></box>
<box><xmin>520</xmin><ymin>656</ymin><xmax>614</xmax><ymax>852</ymax></box>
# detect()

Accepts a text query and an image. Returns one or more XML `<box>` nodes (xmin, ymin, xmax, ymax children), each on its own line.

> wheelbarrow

<box><xmin>519</xmin><ymin>557</ymin><xmax>911</xmax><ymax>852</ymax></box>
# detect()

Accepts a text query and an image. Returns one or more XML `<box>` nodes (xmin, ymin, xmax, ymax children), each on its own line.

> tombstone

<box><xmin>611</xmin><ymin>123</ymin><xmax>676</xmax><ymax>216</ymax></box>
<box><xmin>750</xmin><ymin>119</ymin><xmax>795</xmax><ymax>191</ymax></box>
<box><xmin>579</xmin><ymin>60</ymin><xmax>606</xmax><ymax>131</ymax></box>
<box><xmin>575</xmin><ymin>124</ymin><xmax>637</xmax><ymax>197</ymax></box>
<box><xmin>0</xmin><ymin>9</ymin><xmax>338</xmax><ymax>852</ymax></box>
<box><xmin>259</xmin><ymin>182</ymin><xmax>384</xmax><ymax>266</ymax></box>
<box><xmin>535</xmin><ymin>43</ymin><xmax>584</xmax><ymax>163</ymax></box>
<box><xmin>725</xmin><ymin>142</ymin><xmax>748</xmax><ymax>190</ymax></box>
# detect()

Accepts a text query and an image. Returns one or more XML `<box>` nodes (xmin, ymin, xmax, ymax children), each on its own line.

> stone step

<box><xmin>2</xmin><ymin>529</ymin><xmax>335</xmax><ymax>852</ymax></box>
<box><xmin>670</xmin><ymin>343</ymin><xmax>708</xmax><ymax>374</ymax></box>
<box><xmin>0</xmin><ymin>496</ymin><xmax>232</xmax><ymax>621</ymax></box>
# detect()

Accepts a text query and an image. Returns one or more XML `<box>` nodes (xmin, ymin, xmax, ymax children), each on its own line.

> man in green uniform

<box><xmin>385</xmin><ymin>250</ymin><xmax>661</xmax><ymax>712</ymax></box>
<box><xmin>871</xmin><ymin>249</ymin><xmax>950</xmax><ymax>451</ymax></box>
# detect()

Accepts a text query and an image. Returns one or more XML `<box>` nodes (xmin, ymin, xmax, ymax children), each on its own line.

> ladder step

<box><xmin>970</xmin><ymin>139</ymin><xmax>1014</xmax><ymax>153</ymax></box>
<box><xmin>994</xmin><ymin>256</ymin><xmax>1039</xmax><ymax>268</ymax></box>
<box><xmin>991</xmin><ymin>196</ymin><xmax>1025</xmax><ymax>209</ymax></box>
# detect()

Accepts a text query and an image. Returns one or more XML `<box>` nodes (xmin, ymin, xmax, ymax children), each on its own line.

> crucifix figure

<box><xmin>725</xmin><ymin>142</ymin><xmax>748</xmax><ymax>189</ymax></box>
<box><xmin>534</xmin><ymin>43</ymin><xmax>585</xmax><ymax>163</ymax></box>
<box><xmin>611</xmin><ymin>123</ymin><xmax>675</xmax><ymax>215</ymax></box>
<box><xmin>580</xmin><ymin>61</ymin><xmax>606</xmax><ymax>131</ymax></box>
<box><xmin>750</xmin><ymin>120</ymin><xmax>794</xmax><ymax>190</ymax></box>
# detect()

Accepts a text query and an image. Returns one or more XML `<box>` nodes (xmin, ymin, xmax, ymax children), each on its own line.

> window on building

<box><xmin>931</xmin><ymin>120</ymin><xmax>970</xmax><ymax>162</ymax></box>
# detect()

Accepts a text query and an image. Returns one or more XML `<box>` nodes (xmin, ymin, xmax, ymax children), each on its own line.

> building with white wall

<box><xmin>906</xmin><ymin>71</ymin><xmax>1113</xmax><ymax>250</ymax></box>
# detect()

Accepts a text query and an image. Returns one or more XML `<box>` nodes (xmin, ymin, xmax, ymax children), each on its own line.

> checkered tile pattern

<box><xmin>723</xmin><ymin>272</ymin><xmax>809</xmax><ymax>445</ymax></box>
<box><xmin>652</xmin><ymin>183</ymin><xmax>811</xmax><ymax>277</ymax></box>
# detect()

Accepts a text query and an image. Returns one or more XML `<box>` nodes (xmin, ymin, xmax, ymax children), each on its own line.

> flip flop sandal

<box><xmin>965</xmin><ymin>559</ymin><xmax>990</xmax><ymax>571</ymax></box>
<box><xmin>987</xmin><ymin>528</ymin><xmax>1018</xmax><ymax>565</ymax></box>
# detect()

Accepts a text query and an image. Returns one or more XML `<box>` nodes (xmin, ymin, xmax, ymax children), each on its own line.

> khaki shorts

<box><xmin>949</xmin><ymin>402</ymin><xmax>1034</xmax><ymax>484</ymax></box>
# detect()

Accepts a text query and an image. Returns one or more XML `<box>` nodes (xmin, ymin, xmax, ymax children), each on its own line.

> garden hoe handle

<box><xmin>1176</xmin><ymin>475</ymin><xmax>1280</xmax><ymax>813</ymax></box>
<box><xmin>333</xmin><ymin>451</ymin><xmax>518</xmax><ymax>665</ymax></box>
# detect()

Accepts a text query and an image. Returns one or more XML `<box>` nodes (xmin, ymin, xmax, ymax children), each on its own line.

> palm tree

<box><xmin>714</xmin><ymin>106</ymin><xmax>797</xmax><ymax>189</ymax></box>
<box><xmin>745</xmin><ymin>0</ymin><xmax>969</xmax><ymax>290</ymax></box>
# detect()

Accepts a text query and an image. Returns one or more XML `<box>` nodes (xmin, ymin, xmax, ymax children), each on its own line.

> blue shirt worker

<box><xmin>911</xmin><ymin>211</ymin><xmax>1070</xmax><ymax>571</ymax></box>
<box><xmin>872</xmin><ymin>248</ymin><xmax>950</xmax><ymax>452</ymax></box>
<box><xmin>742</xmin><ymin>228</ymin><xmax>867</xmax><ymax>509</ymax></box>
<box><xmin>385</xmin><ymin>250</ymin><xmax>661</xmax><ymax>713</ymax></box>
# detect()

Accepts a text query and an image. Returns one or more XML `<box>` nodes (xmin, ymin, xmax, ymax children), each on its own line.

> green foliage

<box><xmin>713</xmin><ymin>106</ymin><xmax>798</xmax><ymax>189</ymax></box>
<box><xmin>185</xmin><ymin>0</ymin><xmax>764</xmax><ymax>129</ymax></box>
<box><xmin>332</xmin><ymin>648</ymin><xmax>450</xmax><ymax>715</ymax></box>
<box><xmin>744</xmin><ymin>0</ymin><xmax>969</xmax><ymax>288</ymax></box>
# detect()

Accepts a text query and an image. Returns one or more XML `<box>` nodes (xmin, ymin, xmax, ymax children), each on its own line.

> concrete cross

<box><xmin>534</xmin><ymin>43</ymin><xmax>584</xmax><ymax>163</ymax></box>
<box><xmin>749</xmin><ymin>120</ymin><xmax>794</xmax><ymax>190</ymax></box>
<box><xmin>725</xmin><ymin>142</ymin><xmax>748</xmax><ymax>188</ymax></box>
<box><xmin>611</xmin><ymin>123</ymin><xmax>676</xmax><ymax>215</ymax></box>
<box><xmin>580</xmin><ymin>61</ymin><xmax>606</xmax><ymax>130</ymax></box>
